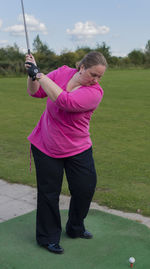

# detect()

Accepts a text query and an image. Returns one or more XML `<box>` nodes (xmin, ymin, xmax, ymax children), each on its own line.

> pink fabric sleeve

<box><xmin>54</xmin><ymin>86</ymin><xmax>103</xmax><ymax>112</ymax></box>
<box><xmin>27</xmin><ymin>69</ymin><xmax>57</xmax><ymax>98</ymax></box>
<box><xmin>27</xmin><ymin>86</ymin><xmax>47</xmax><ymax>98</ymax></box>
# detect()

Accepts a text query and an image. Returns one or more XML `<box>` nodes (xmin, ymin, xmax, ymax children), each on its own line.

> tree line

<box><xmin>0</xmin><ymin>35</ymin><xmax>150</xmax><ymax>76</ymax></box>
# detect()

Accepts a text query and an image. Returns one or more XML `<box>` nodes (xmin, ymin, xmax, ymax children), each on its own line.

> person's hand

<box><xmin>25</xmin><ymin>54</ymin><xmax>37</xmax><ymax>70</ymax></box>
<box><xmin>25</xmin><ymin>54</ymin><xmax>40</xmax><ymax>81</ymax></box>
<box><xmin>25</xmin><ymin>62</ymin><xmax>40</xmax><ymax>81</ymax></box>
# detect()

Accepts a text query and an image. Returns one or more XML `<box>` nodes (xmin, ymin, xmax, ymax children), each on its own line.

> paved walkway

<box><xmin>0</xmin><ymin>179</ymin><xmax>150</xmax><ymax>228</ymax></box>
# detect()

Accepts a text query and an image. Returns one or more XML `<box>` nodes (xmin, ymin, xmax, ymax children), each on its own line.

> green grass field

<box><xmin>1</xmin><ymin>210</ymin><xmax>150</xmax><ymax>269</ymax></box>
<box><xmin>0</xmin><ymin>69</ymin><xmax>150</xmax><ymax>215</ymax></box>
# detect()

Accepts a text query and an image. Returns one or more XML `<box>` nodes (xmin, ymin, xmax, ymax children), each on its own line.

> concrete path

<box><xmin>0</xmin><ymin>179</ymin><xmax>150</xmax><ymax>228</ymax></box>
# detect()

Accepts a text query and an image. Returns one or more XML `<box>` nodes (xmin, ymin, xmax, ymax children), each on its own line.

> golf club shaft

<box><xmin>21</xmin><ymin>0</ymin><xmax>30</xmax><ymax>54</ymax></box>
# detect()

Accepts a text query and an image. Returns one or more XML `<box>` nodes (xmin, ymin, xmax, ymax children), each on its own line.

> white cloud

<box><xmin>4</xmin><ymin>24</ymin><xmax>24</xmax><ymax>36</ymax></box>
<box><xmin>19</xmin><ymin>14</ymin><xmax>47</xmax><ymax>34</ymax></box>
<box><xmin>112</xmin><ymin>51</ymin><xmax>127</xmax><ymax>57</ymax></box>
<box><xmin>0</xmin><ymin>40</ymin><xmax>8</xmax><ymax>46</ymax></box>
<box><xmin>19</xmin><ymin>46</ymin><xmax>27</xmax><ymax>54</ymax></box>
<box><xmin>4</xmin><ymin>14</ymin><xmax>47</xmax><ymax>36</ymax></box>
<box><xmin>140</xmin><ymin>45</ymin><xmax>145</xmax><ymax>52</ymax></box>
<box><xmin>0</xmin><ymin>19</ymin><xmax>2</xmax><ymax>29</ymax></box>
<box><xmin>67</xmin><ymin>21</ymin><xmax>110</xmax><ymax>40</ymax></box>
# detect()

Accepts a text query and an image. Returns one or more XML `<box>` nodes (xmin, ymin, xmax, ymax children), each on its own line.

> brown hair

<box><xmin>76</xmin><ymin>51</ymin><xmax>108</xmax><ymax>70</ymax></box>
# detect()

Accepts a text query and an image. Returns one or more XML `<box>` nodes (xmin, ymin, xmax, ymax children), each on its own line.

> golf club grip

<box><xmin>28</xmin><ymin>48</ymin><xmax>31</xmax><ymax>55</ymax></box>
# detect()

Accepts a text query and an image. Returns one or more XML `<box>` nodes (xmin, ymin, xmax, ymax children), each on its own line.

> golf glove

<box><xmin>25</xmin><ymin>62</ymin><xmax>40</xmax><ymax>81</ymax></box>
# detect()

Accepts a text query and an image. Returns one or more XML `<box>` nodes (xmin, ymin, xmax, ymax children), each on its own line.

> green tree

<box><xmin>33</xmin><ymin>35</ymin><xmax>50</xmax><ymax>55</ymax></box>
<box><xmin>32</xmin><ymin>35</ymin><xmax>58</xmax><ymax>73</ymax></box>
<box><xmin>109</xmin><ymin>56</ymin><xmax>120</xmax><ymax>67</ymax></box>
<box><xmin>75</xmin><ymin>46</ymin><xmax>92</xmax><ymax>63</ymax></box>
<box><xmin>58</xmin><ymin>50</ymin><xmax>78</xmax><ymax>68</ymax></box>
<box><xmin>96</xmin><ymin>42</ymin><xmax>111</xmax><ymax>63</ymax></box>
<box><xmin>128</xmin><ymin>50</ymin><xmax>145</xmax><ymax>65</ymax></box>
<box><xmin>0</xmin><ymin>43</ymin><xmax>25</xmax><ymax>76</ymax></box>
<box><xmin>0</xmin><ymin>44</ymin><xmax>24</xmax><ymax>61</ymax></box>
<box><xmin>145</xmin><ymin>40</ymin><xmax>150</xmax><ymax>54</ymax></box>
<box><xmin>145</xmin><ymin>40</ymin><xmax>150</xmax><ymax>65</ymax></box>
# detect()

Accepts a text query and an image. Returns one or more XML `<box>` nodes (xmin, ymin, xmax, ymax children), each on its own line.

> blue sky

<box><xmin>0</xmin><ymin>0</ymin><xmax>150</xmax><ymax>56</ymax></box>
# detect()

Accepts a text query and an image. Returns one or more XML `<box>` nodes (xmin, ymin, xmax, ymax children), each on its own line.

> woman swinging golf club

<box><xmin>25</xmin><ymin>51</ymin><xmax>107</xmax><ymax>254</ymax></box>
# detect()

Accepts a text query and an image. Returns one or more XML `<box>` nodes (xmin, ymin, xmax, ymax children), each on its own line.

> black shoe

<box><xmin>66</xmin><ymin>229</ymin><xmax>93</xmax><ymax>239</ymax></box>
<box><xmin>80</xmin><ymin>230</ymin><xmax>93</xmax><ymax>239</ymax></box>
<box><xmin>42</xmin><ymin>243</ymin><xmax>64</xmax><ymax>254</ymax></box>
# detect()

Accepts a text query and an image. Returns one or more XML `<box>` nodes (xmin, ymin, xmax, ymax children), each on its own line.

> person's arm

<box><xmin>36</xmin><ymin>74</ymin><xmax>63</xmax><ymax>102</ymax></box>
<box><xmin>25</xmin><ymin>54</ymin><xmax>41</xmax><ymax>96</ymax></box>
<box><xmin>36</xmin><ymin>74</ymin><xmax>102</xmax><ymax>111</ymax></box>
<box><xmin>26</xmin><ymin>59</ymin><xmax>103</xmax><ymax>111</ymax></box>
<box><xmin>54</xmin><ymin>86</ymin><xmax>103</xmax><ymax>112</ymax></box>
<box><xmin>27</xmin><ymin>76</ymin><xmax>40</xmax><ymax>95</ymax></box>
<box><xmin>25</xmin><ymin>54</ymin><xmax>62</xmax><ymax>99</ymax></box>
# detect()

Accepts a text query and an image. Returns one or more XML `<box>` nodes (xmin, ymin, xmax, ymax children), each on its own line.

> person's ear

<box><xmin>79</xmin><ymin>64</ymin><xmax>85</xmax><ymax>73</ymax></box>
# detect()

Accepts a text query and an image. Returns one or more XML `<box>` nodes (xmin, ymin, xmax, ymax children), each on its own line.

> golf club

<box><xmin>21</xmin><ymin>0</ymin><xmax>30</xmax><ymax>54</ymax></box>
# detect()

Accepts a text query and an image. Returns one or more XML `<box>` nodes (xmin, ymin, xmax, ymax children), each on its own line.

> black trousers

<box><xmin>31</xmin><ymin>144</ymin><xmax>97</xmax><ymax>245</ymax></box>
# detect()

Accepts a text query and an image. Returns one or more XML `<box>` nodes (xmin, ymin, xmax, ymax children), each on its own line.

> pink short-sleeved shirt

<box><xmin>27</xmin><ymin>65</ymin><xmax>104</xmax><ymax>158</ymax></box>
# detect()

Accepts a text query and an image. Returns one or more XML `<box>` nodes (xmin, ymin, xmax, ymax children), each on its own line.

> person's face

<box><xmin>79</xmin><ymin>64</ymin><xmax>106</xmax><ymax>86</ymax></box>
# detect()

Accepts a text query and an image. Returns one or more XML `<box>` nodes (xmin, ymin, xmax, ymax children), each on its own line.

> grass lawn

<box><xmin>0</xmin><ymin>69</ymin><xmax>149</xmax><ymax>215</ymax></box>
<box><xmin>1</xmin><ymin>210</ymin><xmax>150</xmax><ymax>269</ymax></box>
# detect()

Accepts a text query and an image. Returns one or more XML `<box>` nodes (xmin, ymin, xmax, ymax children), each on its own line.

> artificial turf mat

<box><xmin>0</xmin><ymin>210</ymin><xmax>150</xmax><ymax>269</ymax></box>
